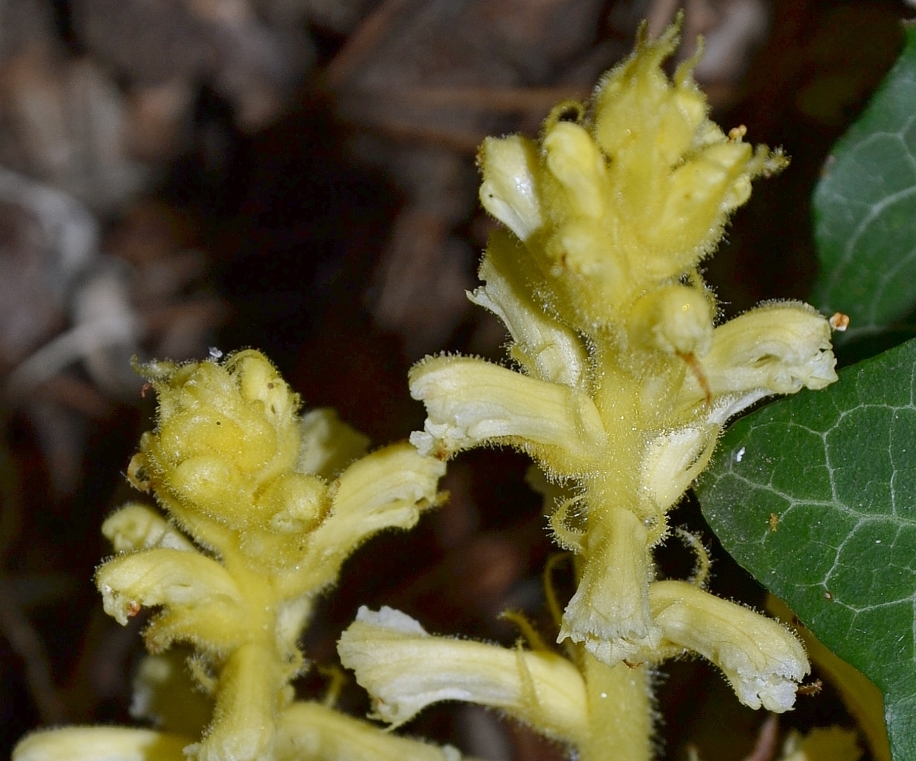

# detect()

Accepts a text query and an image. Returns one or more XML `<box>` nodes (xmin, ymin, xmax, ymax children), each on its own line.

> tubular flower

<box><xmin>16</xmin><ymin>350</ymin><xmax>449</xmax><ymax>761</ymax></box>
<box><xmin>339</xmin><ymin>606</ymin><xmax>589</xmax><ymax>745</ymax></box>
<box><xmin>646</xmin><ymin>582</ymin><xmax>809</xmax><ymax>713</ymax></box>
<box><xmin>406</xmin><ymin>19</ymin><xmax>836</xmax><ymax>718</ymax></box>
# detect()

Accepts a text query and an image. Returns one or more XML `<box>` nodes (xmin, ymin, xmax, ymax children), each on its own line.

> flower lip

<box><xmin>648</xmin><ymin>580</ymin><xmax>809</xmax><ymax>712</ymax></box>
<box><xmin>699</xmin><ymin>301</ymin><xmax>838</xmax><ymax>399</ymax></box>
<box><xmin>338</xmin><ymin>606</ymin><xmax>589</xmax><ymax>743</ymax></box>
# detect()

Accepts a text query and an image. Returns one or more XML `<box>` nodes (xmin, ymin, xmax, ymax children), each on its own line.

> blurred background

<box><xmin>0</xmin><ymin>1</ymin><xmax>910</xmax><ymax>758</ymax></box>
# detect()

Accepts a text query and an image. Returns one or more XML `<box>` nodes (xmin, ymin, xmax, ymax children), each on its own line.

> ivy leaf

<box><xmin>697</xmin><ymin>338</ymin><xmax>916</xmax><ymax>761</ymax></box>
<box><xmin>812</xmin><ymin>24</ymin><xmax>916</xmax><ymax>343</ymax></box>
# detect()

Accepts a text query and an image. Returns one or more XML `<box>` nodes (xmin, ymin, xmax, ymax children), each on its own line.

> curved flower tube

<box><xmin>648</xmin><ymin>581</ymin><xmax>810</xmax><ymax>713</ymax></box>
<box><xmin>13</xmin><ymin>728</ymin><xmax>191</xmax><ymax>761</ymax></box>
<box><xmin>339</xmin><ymin>606</ymin><xmax>588</xmax><ymax>744</ymax></box>
<box><xmin>276</xmin><ymin>702</ymin><xmax>468</xmax><ymax>761</ymax></box>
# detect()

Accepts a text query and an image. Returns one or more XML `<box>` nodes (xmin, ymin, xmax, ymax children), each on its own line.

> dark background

<box><xmin>0</xmin><ymin>1</ymin><xmax>909</xmax><ymax>758</ymax></box>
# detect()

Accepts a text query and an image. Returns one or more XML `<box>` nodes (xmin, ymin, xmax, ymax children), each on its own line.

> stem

<box><xmin>568</xmin><ymin>344</ymin><xmax>657</xmax><ymax>761</ymax></box>
<box><xmin>579</xmin><ymin>651</ymin><xmax>653</xmax><ymax>761</ymax></box>
<box><xmin>201</xmin><ymin>642</ymin><xmax>288</xmax><ymax>761</ymax></box>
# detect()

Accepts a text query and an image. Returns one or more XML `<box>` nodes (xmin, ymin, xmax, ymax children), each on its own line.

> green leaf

<box><xmin>697</xmin><ymin>338</ymin><xmax>916</xmax><ymax>761</ymax></box>
<box><xmin>812</xmin><ymin>24</ymin><xmax>916</xmax><ymax>341</ymax></box>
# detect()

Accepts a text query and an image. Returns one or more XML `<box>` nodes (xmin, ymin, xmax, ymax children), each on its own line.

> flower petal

<box><xmin>296</xmin><ymin>408</ymin><xmax>370</xmax><ymax>480</ymax></box>
<box><xmin>701</xmin><ymin>302</ymin><xmax>838</xmax><ymax>397</ymax></box>
<box><xmin>13</xmin><ymin>727</ymin><xmax>190</xmax><ymax>761</ymax></box>
<box><xmin>479</xmin><ymin>135</ymin><xmax>543</xmax><ymax>242</ymax></box>
<box><xmin>469</xmin><ymin>232</ymin><xmax>588</xmax><ymax>389</ymax></box>
<box><xmin>642</xmin><ymin>423</ymin><xmax>718</xmax><ymax>512</ymax></box>
<box><xmin>102</xmin><ymin>504</ymin><xmax>195</xmax><ymax>554</ymax></box>
<box><xmin>96</xmin><ymin>549</ymin><xmax>242</xmax><ymax>627</ymax></box>
<box><xmin>409</xmin><ymin>356</ymin><xmax>606</xmax><ymax>472</ymax></box>
<box><xmin>559</xmin><ymin>507</ymin><xmax>660</xmax><ymax>664</ymax></box>
<box><xmin>289</xmin><ymin>443</ymin><xmax>444</xmax><ymax>597</ymax></box>
<box><xmin>277</xmin><ymin>701</ymin><xmax>464</xmax><ymax>761</ymax></box>
<box><xmin>649</xmin><ymin>581</ymin><xmax>809</xmax><ymax>712</ymax></box>
<box><xmin>339</xmin><ymin>606</ymin><xmax>588</xmax><ymax>743</ymax></box>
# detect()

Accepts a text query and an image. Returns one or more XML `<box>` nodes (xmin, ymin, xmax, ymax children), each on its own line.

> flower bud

<box><xmin>543</xmin><ymin>120</ymin><xmax>607</xmax><ymax>220</ymax></box>
<box><xmin>13</xmin><ymin>728</ymin><xmax>190</xmax><ymax>761</ymax></box>
<box><xmin>131</xmin><ymin>351</ymin><xmax>305</xmax><ymax>535</ymax></box>
<box><xmin>628</xmin><ymin>283</ymin><xmax>714</xmax><ymax>357</ymax></box>
<box><xmin>478</xmin><ymin>135</ymin><xmax>542</xmax><ymax>242</ymax></box>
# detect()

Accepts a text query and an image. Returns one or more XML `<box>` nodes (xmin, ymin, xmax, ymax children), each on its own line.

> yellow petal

<box><xmin>102</xmin><ymin>503</ymin><xmax>195</xmax><ymax>554</ymax></box>
<box><xmin>649</xmin><ymin>581</ymin><xmax>809</xmax><ymax>712</ymax></box>
<box><xmin>701</xmin><ymin>302</ymin><xmax>837</xmax><ymax>398</ymax></box>
<box><xmin>289</xmin><ymin>443</ymin><xmax>444</xmax><ymax>596</ymax></box>
<box><xmin>478</xmin><ymin>135</ymin><xmax>543</xmax><ymax>242</ymax></box>
<box><xmin>338</xmin><ymin>606</ymin><xmax>588</xmax><ymax>743</ymax></box>
<box><xmin>469</xmin><ymin>231</ymin><xmax>588</xmax><ymax>389</ymax></box>
<box><xmin>297</xmin><ymin>408</ymin><xmax>371</xmax><ymax>479</ymax></box>
<box><xmin>642</xmin><ymin>423</ymin><xmax>718</xmax><ymax>512</ymax></box>
<box><xmin>331</xmin><ymin>443</ymin><xmax>444</xmax><ymax>530</ymax></box>
<box><xmin>277</xmin><ymin>702</ymin><xmax>463</xmax><ymax>761</ymax></box>
<box><xmin>13</xmin><ymin>727</ymin><xmax>190</xmax><ymax>761</ymax></box>
<box><xmin>409</xmin><ymin>356</ymin><xmax>606</xmax><ymax>471</ymax></box>
<box><xmin>96</xmin><ymin>549</ymin><xmax>242</xmax><ymax>627</ymax></box>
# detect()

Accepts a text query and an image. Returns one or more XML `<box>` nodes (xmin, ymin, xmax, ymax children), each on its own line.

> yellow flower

<box><xmin>18</xmin><ymin>350</ymin><xmax>447</xmax><ymax>761</ymax></box>
<box><xmin>339</xmin><ymin>606</ymin><xmax>589</xmax><ymax>744</ymax></box>
<box><xmin>477</xmin><ymin>24</ymin><xmax>786</xmax><ymax>332</ymax></box>
<box><xmin>647</xmin><ymin>581</ymin><xmax>809</xmax><ymax>712</ymax></box>
<box><xmin>128</xmin><ymin>350</ymin><xmax>329</xmax><ymax>566</ymax></box>
<box><xmin>406</xmin><ymin>20</ymin><xmax>836</xmax><ymax>713</ymax></box>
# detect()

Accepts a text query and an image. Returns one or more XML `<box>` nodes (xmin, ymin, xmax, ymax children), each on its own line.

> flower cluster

<box><xmin>339</xmin><ymin>22</ymin><xmax>838</xmax><ymax>760</ymax></box>
<box><xmin>15</xmin><ymin>350</ymin><xmax>452</xmax><ymax>761</ymax></box>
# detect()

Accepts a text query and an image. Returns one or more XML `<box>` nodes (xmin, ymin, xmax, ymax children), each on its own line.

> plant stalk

<box><xmin>579</xmin><ymin>651</ymin><xmax>653</xmax><ymax>761</ymax></box>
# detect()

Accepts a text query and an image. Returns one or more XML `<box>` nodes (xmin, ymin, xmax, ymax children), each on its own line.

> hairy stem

<box><xmin>579</xmin><ymin>652</ymin><xmax>653</xmax><ymax>761</ymax></box>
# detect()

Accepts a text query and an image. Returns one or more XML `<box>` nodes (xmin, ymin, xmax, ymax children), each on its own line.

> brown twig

<box><xmin>326</xmin><ymin>0</ymin><xmax>422</xmax><ymax>88</ymax></box>
<box><xmin>741</xmin><ymin>714</ymin><xmax>779</xmax><ymax>761</ymax></box>
<box><xmin>347</xmin><ymin>115</ymin><xmax>487</xmax><ymax>154</ymax></box>
<box><xmin>0</xmin><ymin>423</ymin><xmax>66</xmax><ymax>724</ymax></box>
<box><xmin>0</xmin><ymin>575</ymin><xmax>67</xmax><ymax>725</ymax></box>
<box><xmin>344</xmin><ymin>85</ymin><xmax>589</xmax><ymax>114</ymax></box>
